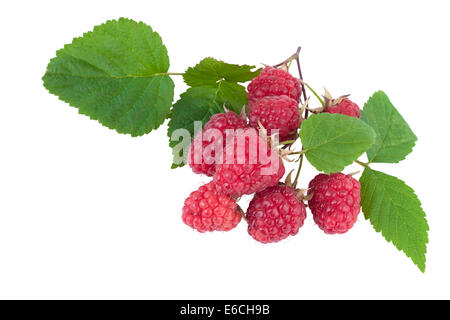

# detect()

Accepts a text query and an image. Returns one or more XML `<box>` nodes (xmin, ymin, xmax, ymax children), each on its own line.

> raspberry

<box><xmin>182</xmin><ymin>182</ymin><xmax>242</xmax><ymax>232</ymax></box>
<box><xmin>214</xmin><ymin>128</ymin><xmax>285</xmax><ymax>197</ymax></box>
<box><xmin>248</xmin><ymin>95</ymin><xmax>300</xmax><ymax>141</ymax></box>
<box><xmin>188</xmin><ymin>111</ymin><xmax>247</xmax><ymax>176</ymax></box>
<box><xmin>247</xmin><ymin>67</ymin><xmax>301</xmax><ymax>105</ymax></box>
<box><xmin>308</xmin><ymin>173</ymin><xmax>361</xmax><ymax>234</ymax></box>
<box><xmin>247</xmin><ymin>185</ymin><xmax>307</xmax><ymax>243</ymax></box>
<box><xmin>327</xmin><ymin>98</ymin><xmax>361</xmax><ymax>118</ymax></box>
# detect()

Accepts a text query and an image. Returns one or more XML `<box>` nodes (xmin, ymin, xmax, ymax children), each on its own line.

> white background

<box><xmin>1</xmin><ymin>0</ymin><xmax>449</xmax><ymax>299</ymax></box>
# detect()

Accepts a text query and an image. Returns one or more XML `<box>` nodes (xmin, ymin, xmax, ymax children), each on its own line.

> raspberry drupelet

<box><xmin>188</xmin><ymin>111</ymin><xmax>247</xmax><ymax>176</ymax></box>
<box><xmin>214</xmin><ymin>128</ymin><xmax>285</xmax><ymax>197</ymax></box>
<box><xmin>247</xmin><ymin>66</ymin><xmax>301</xmax><ymax>106</ymax></box>
<box><xmin>248</xmin><ymin>95</ymin><xmax>300</xmax><ymax>141</ymax></box>
<box><xmin>327</xmin><ymin>98</ymin><xmax>361</xmax><ymax>118</ymax></box>
<box><xmin>182</xmin><ymin>182</ymin><xmax>242</xmax><ymax>232</ymax></box>
<box><xmin>247</xmin><ymin>185</ymin><xmax>307</xmax><ymax>243</ymax></box>
<box><xmin>308</xmin><ymin>173</ymin><xmax>361</xmax><ymax>234</ymax></box>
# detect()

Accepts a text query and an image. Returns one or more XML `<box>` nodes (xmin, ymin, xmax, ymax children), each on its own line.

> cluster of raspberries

<box><xmin>183</xmin><ymin>66</ymin><xmax>362</xmax><ymax>243</ymax></box>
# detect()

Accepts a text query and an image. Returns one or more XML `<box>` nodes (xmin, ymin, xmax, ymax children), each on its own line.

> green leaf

<box><xmin>300</xmin><ymin>113</ymin><xmax>375</xmax><ymax>173</ymax></box>
<box><xmin>168</xmin><ymin>86</ymin><xmax>225</xmax><ymax>142</ymax></box>
<box><xmin>361</xmin><ymin>91</ymin><xmax>417</xmax><ymax>163</ymax></box>
<box><xmin>216</xmin><ymin>81</ymin><xmax>248</xmax><ymax>113</ymax></box>
<box><xmin>183</xmin><ymin>57</ymin><xmax>260</xmax><ymax>87</ymax></box>
<box><xmin>42</xmin><ymin>18</ymin><xmax>174</xmax><ymax>137</ymax></box>
<box><xmin>360</xmin><ymin>168</ymin><xmax>428</xmax><ymax>272</ymax></box>
<box><xmin>167</xmin><ymin>81</ymin><xmax>247</xmax><ymax>168</ymax></box>
<box><xmin>168</xmin><ymin>57</ymin><xmax>253</xmax><ymax>168</ymax></box>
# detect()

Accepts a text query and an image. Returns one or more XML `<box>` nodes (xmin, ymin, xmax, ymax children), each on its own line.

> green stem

<box><xmin>355</xmin><ymin>160</ymin><xmax>369</xmax><ymax>168</ymax></box>
<box><xmin>106</xmin><ymin>72</ymin><xmax>184</xmax><ymax>79</ymax></box>
<box><xmin>304</xmin><ymin>82</ymin><xmax>324</xmax><ymax>106</ymax></box>
<box><xmin>279</xmin><ymin>139</ymin><xmax>296</xmax><ymax>145</ymax></box>
<box><xmin>288</xmin><ymin>150</ymin><xmax>305</xmax><ymax>155</ymax></box>
<box><xmin>293</xmin><ymin>149</ymin><xmax>305</xmax><ymax>188</ymax></box>
<box><xmin>237</xmin><ymin>205</ymin><xmax>248</xmax><ymax>223</ymax></box>
<box><xmin>287</xmin><ymin>60</ymin><xmax>293</xmax><ymax>70</ymax></box>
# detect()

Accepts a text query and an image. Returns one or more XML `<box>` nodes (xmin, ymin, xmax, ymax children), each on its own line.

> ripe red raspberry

<box><xmin>214</xmin><ymin>128</ymin><xmax>285</xmax><ymax>197</ymax></box>
<box><xmin>248</xmin><ymin>95</ymin><xmax>300</xmax><ymax>141</ymax></box>
<box><xmin>308</xmin><ymin>173</ymin><xmax>361</xmax><ymax>234</ymax></box>
<box><xmin>182</xmin><ymin>182</ymin><xmax>242</xmax><ymax>232</ymax></box>
<box><xmin>247</xmin><ymin>67</ymin><xmax>301</xmax><ymax>105</ymax></box>
<box><xmin>327</xmin><ymin>99</ymin><xmax>361</xmax><ymax>118</ymax></box>
<box><xmin>247</xmin><ymin>185</ymin><xmax>307</xmax><ymax>243</ymax></box>
<box><xmin>188</xmin><ymin>111</ymin><xmax>247</xmax><ymax>176</ymax></box>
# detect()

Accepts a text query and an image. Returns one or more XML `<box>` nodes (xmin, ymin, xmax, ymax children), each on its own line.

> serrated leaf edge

<box><xmin>301</xmin><ymin>113</ymin><xmax>376</xmax><ymax>174</ymax></box>
<box><xmin>360</xmin><ymin>168</ymin><xmax>429</xmax><ymax>272</ymax></box>
<box><xmin>362</xmin><ymin>90</ymin><xmax>417</xmax><ymax>164</ymax></box>
<box><xmin>183</xmin><ymin>57</ymin><xmax>260</xmax><ymax>86</ymax></box>
<box><xmin>42</xmin><ymin>18</ymin><xmax>174</xmax><ymax>137</ymax></box>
